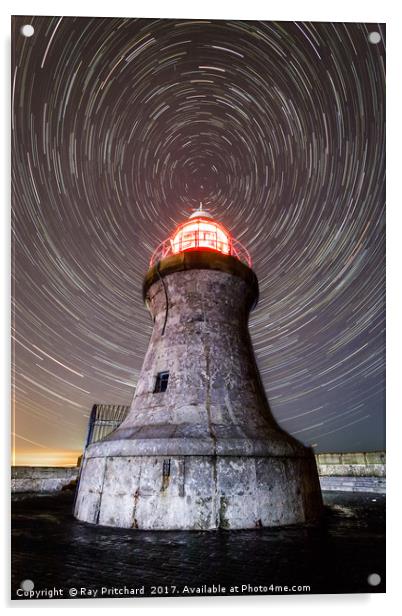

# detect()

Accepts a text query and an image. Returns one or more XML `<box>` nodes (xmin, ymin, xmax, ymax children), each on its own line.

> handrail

<box><xmin>150</xmin><ymin>237</ymin><xmax>252</xmax><ymax>268</ymax></box>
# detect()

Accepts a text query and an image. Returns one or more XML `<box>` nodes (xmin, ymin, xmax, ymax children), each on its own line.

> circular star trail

<box><xmin>11</xmin><ymin>16</ymin><xmax>385</xmax><ymax>461</ymax></box>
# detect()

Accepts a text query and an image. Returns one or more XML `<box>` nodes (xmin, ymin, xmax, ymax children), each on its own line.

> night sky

<box><xmin>11</xmin><ymin>16</ymin><xmax>385</xmax><ymax>465</ymax></box>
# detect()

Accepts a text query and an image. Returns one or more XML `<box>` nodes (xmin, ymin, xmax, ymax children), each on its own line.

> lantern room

<box><xmin>150</xmin><ymin>205</ymin><xmax>252</xmax><ymax>268</ymax></box>
<box><xmin>171</xmin><ymin>210</ymin><xmax>231</xmax><ymax>256</ymax></box>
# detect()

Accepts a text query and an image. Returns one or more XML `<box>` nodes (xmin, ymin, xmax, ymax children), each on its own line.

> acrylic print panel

<box><xmin>11</xmin><ymin>15</ymin><xmax>385</xmax><ymax>600</ymax></box>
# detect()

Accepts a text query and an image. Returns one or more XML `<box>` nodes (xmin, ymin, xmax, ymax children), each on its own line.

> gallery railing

<box><xmin>150</xmin><ymin>237</ymin><xmax>252</xmax><ymax>268</ymax></box>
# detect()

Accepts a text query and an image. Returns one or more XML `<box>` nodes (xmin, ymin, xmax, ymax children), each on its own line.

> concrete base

<box><xmin>74</xmin><ymin>451</ymin><xmax>322</xmax><ymax>530</ymax></box>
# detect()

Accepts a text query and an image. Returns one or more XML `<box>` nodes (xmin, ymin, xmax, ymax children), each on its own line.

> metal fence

<box><xmin>85</xmin><ymin>404</ymin><xmax>130</xmax><ymax>447</ymax></box>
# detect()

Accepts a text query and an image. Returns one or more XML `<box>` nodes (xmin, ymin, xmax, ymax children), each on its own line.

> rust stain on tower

<box><xmin>74</xmin><ymin>207</ymin><xmax>323</xmax><ymax>529</ymax></box>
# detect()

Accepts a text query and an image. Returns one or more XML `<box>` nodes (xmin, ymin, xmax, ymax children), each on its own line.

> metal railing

<box><xmin>85</xmin><ymin>404</ymin><xmax>130</xmax><ymax>447</ymax></box>
<box><xmin>150</xmin><ymin>237</ymin><xmax>252</xmax><ymax>268</ymax></box>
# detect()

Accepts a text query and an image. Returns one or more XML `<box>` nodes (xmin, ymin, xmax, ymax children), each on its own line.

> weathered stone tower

<box><xmin>75</xmin><ymin>207</ymin><xmax>322</xmax><ymax>530</ymax></box>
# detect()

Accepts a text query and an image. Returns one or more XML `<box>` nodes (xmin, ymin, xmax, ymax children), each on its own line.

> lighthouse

<box><xmin>74</xmin><ymin>206</ymin><xmax>323</xmax><ymax>530</ymax></box>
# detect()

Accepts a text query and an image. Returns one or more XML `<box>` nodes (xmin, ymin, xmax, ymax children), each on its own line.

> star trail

<box><xmin>11</xmin><ymin>16</ymin><xmax>385</xmax><ymax>464</ymax></box>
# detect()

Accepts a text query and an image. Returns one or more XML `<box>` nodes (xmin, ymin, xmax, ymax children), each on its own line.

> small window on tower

<box><xmin>154</xmin><ymin>371</ymin><xmax>169</xmax><ymax>393</ymax></box>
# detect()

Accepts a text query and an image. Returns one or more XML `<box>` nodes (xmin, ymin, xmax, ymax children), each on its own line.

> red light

<box><xmin>149</xmin><ymin>209</ymin><xmax>252</xmax><ymax>268</ymax></box>
<box><xmin>171</xmin><ymin>217</ymin><xmax>231</xmax><ymax>256</ymax></box>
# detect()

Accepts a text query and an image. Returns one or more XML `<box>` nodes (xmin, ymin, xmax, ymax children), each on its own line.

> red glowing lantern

<box><xmin>171</xmin><ymin>210</ymin><xmax>231</xmax><ymax>256</ymax></box>
<box><xmin>150</xmin><ymin>205</ymin><xmax>252</xmax><ymax>268</ymax></box>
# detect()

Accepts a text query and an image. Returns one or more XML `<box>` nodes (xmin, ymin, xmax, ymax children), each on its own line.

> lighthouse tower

<box><xmin>74</xmin><ymin>207</ymin><xmax>323</xmax><ymax>530</ymax></box>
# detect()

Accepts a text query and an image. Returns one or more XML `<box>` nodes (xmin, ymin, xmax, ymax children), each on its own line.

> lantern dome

<box><xmin>188</xmin><ymin>208</ymin><xmax>214</xmax><ymax>219</ymax></box>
